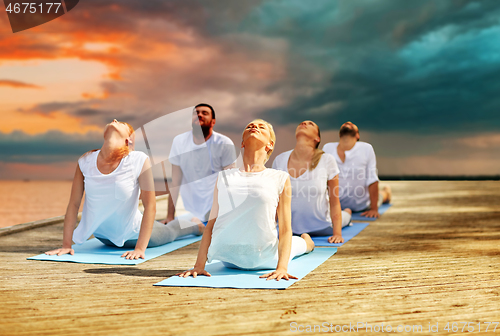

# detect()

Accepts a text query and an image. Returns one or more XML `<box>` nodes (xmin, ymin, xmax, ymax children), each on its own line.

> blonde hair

<box><xmin>310</xmin><ymin>123</ymin><xmax>323</xmax><ymax>170</ymax></box>
<box><xmin>310</xmin><ymin>149</ymin><xmax>324</xmax><ymax>170</ymax></box>
<box><xmin>243</xmin><ymin>119</ymin><xmax>276</xmax><ymax>164</ymax></box>
<box><xmin>82</xmin><ymin>121</ymin><xmax>135</xmax><ymax>161</ymax></box>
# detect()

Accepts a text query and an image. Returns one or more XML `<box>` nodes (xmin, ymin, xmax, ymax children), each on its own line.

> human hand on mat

<box><xmin>260</xmin><ymin>268</ymin><xmax>298</xmax><ymax>281</ymax></box>
<box><xmin>176</xmin><ymin>267</ymin><xmax>211</xmax><ymax>278</ymax></box>
<box><xmin>121</xmin><ymin>249</ymin><xmax>145</xmax><ymax>260</ymax></box>
<box><xmin>45</xmin><ymin>247</ymin><xmax>75</xmax><ymax>256</ymax></box>
<box><xmin>361</xmin><ymin>209</ymin><xmax>380</xmax><ymax>218</ymax></box>
<box><xmin>328</xmin><ymin>234</ymin><xmax>344</xmax><ymax>244</ymax></box>
<box><xmin>160</xmin><ymin>215</ymin><xmax>175</xmax><ymax>224</ymax></box>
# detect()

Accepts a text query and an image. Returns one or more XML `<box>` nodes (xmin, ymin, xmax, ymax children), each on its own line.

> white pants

<box><xmin>95</xmin><ymin>214</ymin><xmax>200</xmax><ymax>248</ymax></box>
<box><xmin>307</xmin><ymin>210</ymin><xmax>352</xmax><ymax>236</ymax></box>
<box><xmin>221</xmin><ymin>235</ymin><xmax>308</xmax><ymax>270</ymax></box>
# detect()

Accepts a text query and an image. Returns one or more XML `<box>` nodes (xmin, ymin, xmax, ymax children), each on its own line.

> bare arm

<box><xmin>165</xmin><ymin>164</ymin><xmax>182</xmax><ymax>223</ymax></box>
<box><xmin>276</xmin><ymin>177</ymin><xmax>293</xmax><ymax>271</ymax></box>
<box><xmin>122</xmin><ymin>158</ymin><xmax>156</xmax><ymax>259</ymax></box>
<box><xmin>45</xmin><ymin>164</ymin><xmax>84</xmax><ymax>255</ymax></box>
<box><xmin>177</xmin><ymin>177</ymin><xmax>220</xmax><ymax>278</ymax></box>
<box><xmin>361</xmin><ymin>181</ymin><xmax>380</xmax><ymax>218</ymax></box>
<box><xmin>327</xmin><ymin>175</ymin><xmax>344</xmax><ymax>243</ymax></box>
<box><xmin>361</xmin><ymin>145</ymin><xmax>380</xmax><ymax>218</ymax></box>
<box><xmin>260</xmin><ymin>177</ymin><xmax>298</xmax><ymax>281</ymax></box>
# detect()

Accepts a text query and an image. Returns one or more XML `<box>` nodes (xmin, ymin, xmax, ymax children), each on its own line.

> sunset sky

<box><xmin>1</xmin><ymin>0</ymin><xmax>500</xmax><ymax>180</ymax></box>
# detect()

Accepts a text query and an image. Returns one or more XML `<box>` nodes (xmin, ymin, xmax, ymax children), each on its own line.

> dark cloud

<box><xmin>81</xmin><ymin>0</ymin><xmax>263</xmax><ymax>34</ymax></box>
<box><xmin>0</xmin><ymin>130</ymin><xmax>102</xmax><ymax>164</ymax></box>
<box><xmin>73</xmin><ymin>108</ymin><xmax>104</xmax><ymax>116</ymax></box>
<box><xmin>252</xmin><ymin>0</ymin><xmax>500</xmax><ymax>135</ymax></box>
<box><xmin>20</xmin><ymin>102</ymin><xmax>142</xmax><ymax>128</ymax></box>
<box><xmin>261</xmin><ymin>63</ymin><xmax>500</xmax><ymax>134</ymax></box>
<box><xmin>4</xmin><ymin>0</ymin><xmax>500</xmax><ymax>177</ymax></box>
<box><xmin>19</xmin><ymin>101</ymin><xmax>83</xmax><ymax>114</ymax></box>
<box><xmin>57</xmin><ymin>0</ymin><xmax>500</xmax><ymax>149</ymax></box>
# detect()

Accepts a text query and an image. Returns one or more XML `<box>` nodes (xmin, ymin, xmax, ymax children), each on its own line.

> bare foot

<box><xmin>382</xmin><ymin>185</ymin><xmax>392</xmax><ymax>203</ymax></box>
<box><xmin>300</xmin><ymin>233</ymin><xmax>315</xmax><ymax>252</ymax></box>
<box><xmin>188</xmin><ymin>217</ymin><xmax>205</xmax><ymax>235</ymax></box>
<box><xmin>197</xmin><ymin>223</ymin><xmax>205</xmax><ymax>236</ymax></box>
<box><xmin>344</xmin><ymin>208</ymin><xmax>352</xmax><ymax>215</ymax></box>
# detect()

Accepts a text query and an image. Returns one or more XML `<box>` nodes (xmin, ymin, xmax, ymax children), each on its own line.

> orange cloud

<box><xmin>0</xmin><ymin>79</ymin><xmax>42</xmax><ymax>89</ymax></box>
<box><xmin>453</xmin><ymin>134</ymin><xmax>500</xmax><ymax>149</ymax></box>
<box><xmin>0</xmin><ymin>1</ymin><xmax>287</xmax><ymax>139</ymax></box>
<box><xmin>0</xmin><ymin>110</ymin><xmax>101</xmax><ymax>135</ymax></box>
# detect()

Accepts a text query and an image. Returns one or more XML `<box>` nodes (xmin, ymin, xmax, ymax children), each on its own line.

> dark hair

<box><xmin>195</xmin><ymin>103</ymin><xmax>215</xmax><ymax>119</ymax></box>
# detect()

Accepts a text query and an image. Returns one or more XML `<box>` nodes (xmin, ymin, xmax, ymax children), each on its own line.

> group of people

<box><xmin>46</xmin><ymin>103</ymin><xmax>391</xmax><ymax>281</ymax></box>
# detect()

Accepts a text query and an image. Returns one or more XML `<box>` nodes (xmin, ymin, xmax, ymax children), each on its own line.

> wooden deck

<box><xmin>1</xmin><ymin>181</ymin><xmax>499</xmax><ymax>335</ymax></box>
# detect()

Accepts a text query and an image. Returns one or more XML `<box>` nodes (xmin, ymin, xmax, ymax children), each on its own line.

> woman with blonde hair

<box><xmin>272</xmin><ymin>120</ymin><xmax>351</xmax><ymax>244</ymax></box>
<box><xmin>46</xmin><ymin>119</ymin><xmax>203</xmax><ymax>260</ymax></box>
<box><xmin>178</xmin><ymin>119</ymin><xmax>314</xmax><ymax>280</ymax></box>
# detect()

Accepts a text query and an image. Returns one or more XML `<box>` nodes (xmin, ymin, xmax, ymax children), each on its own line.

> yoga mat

<box><xmin>311</xmin><ymin>223</ymin><xmax>369</xmax><ymax>247</ymax></box>
<box><xmin>351</xmin><ymin>203</ymin><xmax>392</xmax><ymax>221</ymax></box>
<box><xmin>27</xmin><ymin>235</ymin><xmax>202</xmax><ymax>265</ymax></box>
<box><xmin>154</xmin><ymin>247</ymin><xmax>337</xmax><ymax>289</ymax></box>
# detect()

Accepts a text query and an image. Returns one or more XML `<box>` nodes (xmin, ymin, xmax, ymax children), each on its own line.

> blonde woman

<box><xmin>177</xmin><ymin>119</ymin><xmax>314</xmax><ymax>280</ymax></box>
<box><xmin>46</xmin><ymin>120</ymin><xmax>203</xmax><ymax>260</ymax></box>
<box><xmin>272</xmin><ymin>120</ymin><xmax>352</xmax><ymax>244</ymax></box>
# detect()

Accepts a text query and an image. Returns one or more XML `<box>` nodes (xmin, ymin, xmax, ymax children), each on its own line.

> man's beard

<box><xmin>339</xmin><ymin>126</ymin><xmax>358</xmax><ymax>138</ymax></box>
<box><xmin>192</xmin><ymin>122</ymin><xmax>212</xmax><ymax>139</ymax></box>
<box><xmin>200</xmin><ymin>125</ymin><xmax>211</xmax><ymax>138</ymax></box>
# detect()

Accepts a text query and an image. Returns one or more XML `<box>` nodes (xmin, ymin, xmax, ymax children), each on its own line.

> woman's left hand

<box><xmin>121</xmin><ymin>248</ymin><xmax>146</xmax><ymax>260</ymax></box>
<box><xmin>328</xmin><ymin>234</ymin><xmax>344</xmax><ymax>244</ymax></box>
<box><xmin>259</xmin><ymin>268</ymin><xmax>298</xmax><ymax>281</ymax></box>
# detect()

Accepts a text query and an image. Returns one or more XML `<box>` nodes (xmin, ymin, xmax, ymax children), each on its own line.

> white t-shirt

<box><xmin>169</xmin><ymin>131</ymin><xmax>236</xmax><ymax>221</ymax></box>
<box><xmin>207</xmin><ymin>168</ymin><xmax>289</xmax><ymax>269</ymax></box>
<box><xmin>73</xmin><ymin>150</ymin><xmax>149</xmax><ymax>246</ymax></box>
<box><xmin>323</xmin><ymin>141</ymin><xmax>379</xmax><ymax>212</ymax></box>
<box><xmin>272</xmin><ymin>151</ymin><xmax>340</xmax><ymax>234</ymax></box>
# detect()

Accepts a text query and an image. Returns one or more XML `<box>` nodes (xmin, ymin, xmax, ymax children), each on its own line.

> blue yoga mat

<box><xmin>351</xmin><ymin>203</ymin><xmax>392</xmax><ymax>221</ymax></box>
<box><xmin>154</xmin><ymin>247</ymin><xmax>337</xmax><ymax>289</ymax></box>
<box><xmin>311</xmin><ymin>223</ymin><xmax>369</xmax><ymax>247</ymax></box>
<box><xmin>27</xmin><ymin>235</ymin><xmax>202</xmax><ymax>265</ymax></box>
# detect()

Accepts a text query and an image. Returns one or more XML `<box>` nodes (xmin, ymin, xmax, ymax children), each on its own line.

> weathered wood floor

<box><xmin>1</xmin><ymin>181</ymin><xmax>499</xmax><ymax>335</ymax></box>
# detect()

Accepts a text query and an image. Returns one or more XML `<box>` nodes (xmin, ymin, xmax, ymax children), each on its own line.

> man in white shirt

<box><xmin>323</xmin><ymin>122</ymin><xmax>391</xmax><ymax>218</ymax></box>
<box><xmin>164</xmin><ymin>103</ymin><xmax>237</xmax><ymax>224</ymax></box>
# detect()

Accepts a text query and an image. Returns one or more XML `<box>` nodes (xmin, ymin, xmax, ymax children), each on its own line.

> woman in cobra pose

<box><xmin>272</xmin><ymin>120</ymin><xmax>352</xmax><ymax>244</ymax></box>
<box><xmin>46</xmin><ymin>119</ymin><xmax>203</xmax><ymax>260</ymax></box>
<box><xmin>178</xmin><ymin>119</ymin><xmax>314</xmax><ymax>280</ymax></box>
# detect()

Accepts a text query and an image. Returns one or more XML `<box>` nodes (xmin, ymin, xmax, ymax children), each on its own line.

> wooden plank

<box><xmin>0</xmin><ymin>181</ymin><xmax>499</xmax><ymax>335</ymax></box>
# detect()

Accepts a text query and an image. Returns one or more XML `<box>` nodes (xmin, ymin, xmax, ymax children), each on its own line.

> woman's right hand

<box><xmin>260</xmin><ymin>268</ymin><xmax>298</xmax><ymax>281</ymax></box>
<box><xmin>45</xmin><ymin>247</ymin><xmax>75</xmax><ymax>256</ymax></box>
<box><xmin>176</xmin><ymin>266</ymin><xmax>211</xmax><ymax>278</ymax></box>
<box><xmin>160</xmin><ymin>216</ymin><xmax>174</xmax><ymax>225</ymax></box>
<box><xmin>328</xmin><ymin>234</ymin><xmax>344</xmax><ymax>244</ymax></box>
